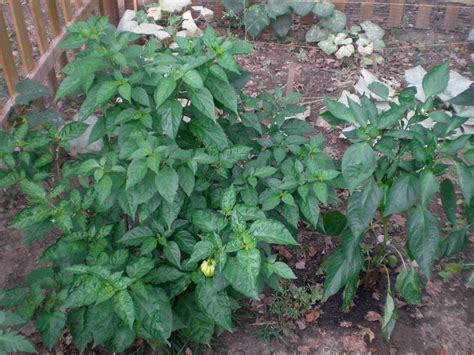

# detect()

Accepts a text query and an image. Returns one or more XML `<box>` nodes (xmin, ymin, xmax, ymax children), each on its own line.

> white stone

<box><xmin>159</xmin><ymin>0</ymin><xmax>191</xmax><ymax>13</ymax></box>
<box><xmin>335</xmin><ymin>44</ymin><xmax>354</xmax><ymax>59</ymax></box>
<box><xmin>69</xmin><ymin>115</ymin><xmax>104</xmax><ymax>156</ymax></box>
<box><xmin>147</xmin><ymin>6</ymin><xmax>162</xmax><ymax>21</ymax></box>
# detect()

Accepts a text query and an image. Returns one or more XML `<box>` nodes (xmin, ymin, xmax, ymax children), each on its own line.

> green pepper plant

<box><xmin>0</xmin><ymin>16</ymin><xmax>340</xmax><ymax>352</ymax></box>
<box><xmin>320</xmin><ymin>61</ymin><xmax>474</xmax><ymax>340</ymax></box>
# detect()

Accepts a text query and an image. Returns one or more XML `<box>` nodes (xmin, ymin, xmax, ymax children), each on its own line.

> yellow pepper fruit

<box><xmin>200</xmin><ymin>259</ymin><xmax>216</xmax><ymax>278</ymax></box>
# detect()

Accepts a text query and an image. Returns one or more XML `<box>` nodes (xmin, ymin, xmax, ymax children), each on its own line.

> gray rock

<box><xmin>305</xmin><ymin>25</ymin><xmax>330</xmax><ymax>43</ymax></box>
<box><xmin>319</xmin><ymin>10</ymin><xmax>346</xmax><ymax>33</ymax></box>
<box><xmin>360</xmin><ymin>20</ymin><xmax>385</xmax><ymax>41</ymax></box>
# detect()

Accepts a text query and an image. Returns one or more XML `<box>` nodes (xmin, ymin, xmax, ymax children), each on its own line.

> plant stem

<box><xmin>371</xmin><ymin>216</ymin><xmax>389</xmax><ymax>269</ymax></box>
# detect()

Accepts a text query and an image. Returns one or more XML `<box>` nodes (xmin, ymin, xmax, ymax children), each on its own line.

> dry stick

<box><xmin>285</xmin><ymin>62</ymin><xmax>297</xmax><ymax>96</ymax></box>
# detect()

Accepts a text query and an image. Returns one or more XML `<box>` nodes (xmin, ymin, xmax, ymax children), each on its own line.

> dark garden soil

<box><xmin>0</xmin><ymin>8</ymin><xmax>473</xmax><ymax>354</ymax></box>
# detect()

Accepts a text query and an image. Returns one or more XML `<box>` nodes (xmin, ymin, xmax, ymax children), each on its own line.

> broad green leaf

<box><xmin>126</xmin><ymin>158</ymin><xmax>148</xmax><ymax>190</ymax></box>
<box><xmin>298</xmin><ymin>194</ymin><xmax>320</xmax><ymax>228</ymax></box>
<box><xmin>322</xmin><ymin>229</ymin><xmax>363</xmax><ymax>301</ymax></box>
<box><xmin>0</xmin><ymin>311</ymin><xmax>26</xmax><ymax>326</ymax></box>
<box><xmin>154</xmin><ymin>76</ymin><xmax>177</xmax><ymax>108</ymax></box>
<box><xmin>126</xmin><ymin>258</ymin><xmax>154</xmax><ymax>279</ymax></box>
<box><xmin>119</xmin><ymin>226</ymin><xmax>154</xmax><ymax>246</ymax></box>
<box><xmin>455</xmin><ymin>162</ymin><xmax>473</xmax><ymax>206</ymax></box>
<box><xmin>188</xmin><ymin>241</ymin><xmax>214</xmax><ymax>265</ymax></box>
<box><xmin>0</xmin><ymin>172</ymin><xmax>19</xmax><ymax>189</ymax></box>
<box><xmin>280</xmin><ymin>119</ymin><xmax>314</xmax><ymax>135</ymax></box>
<box><xmin>183</xmin><ymin>70</ymin><xmax>203</xmax><ymax>88</ymax></box>
<box><xmin>10</xmin><ymin>205</ymin><xmax>52</xmax><ymax>229</ymax></box>
<box><xmin>111</xmin><ymin>326</ymin><xmax>135</xmax><ymax>352</ymax></box>
<box><xmin>217</xmin><ymin>53</ymin><xmax>240</xmax><ymax>74</ymax></box>
<box><xmin>196</xmin><ymin>281</ymin><xmax>232</xmax><ymax>331</ymax></box>
<box><xmin>323</xmin><ymin>98</ymin><xmax>355</xmax><ymax>124</ymax></box>
<box><xmin>249</xmin><ymin>219</ymin><xmax>297</xmax><ymax>245</ymax></box>
<box><xmin>156</xmin><ymin>166</ymin><xmax>179</xmax><ymax>203</ymax></box>
<box><xmin>224</xmin><ymin>249</ymin><xmax>261</xmax><ymax>299</ymax></box>
<box><xmin>164</xmin><ymin>241</ymin><xmax>181</xmax><ymax>268</ymax></box>
<box><xmin>407</xmin><ymin>205</ymin><xmax>440</xmax><ymax>278</ymax></box>
<box><xmin>422</xmin><ymin>61</ymin><xmax>449</xmax><ymax>98</ymax></box>
<box><xmin>189</xmin><ymin>116</ymin><xmax>229</xmax><ymax>151</ymax></box>
<box><xmin>440</xmin><ymin>178</ymin><xmax>457</xmax><ymax>225</ymax></box>
<box><xmin>131</xmin><ymin>87</ymin><xmax>150</xmax><ymax>107</ymax></box>
<box><xmin>347</xmin><ymin>98</ymin><xmax>368</xmax><ymax>127</ymax></box>
<box><xmin>96</xmin><ymin>81</ymin><xmax>118</xmax><ymax>105</ymax></box>
<box><xmin>382</xmin><ymin>291</ymin><xmax>398</xmax><ymax>341</ymax></box>
<box><xmin>221</xmin><ymin>184</ymin><xmax>237</xmax><ymax>212</ymax></box>
<box><xmin>205</xmin><ymin>73</ymin><xmax>237</xmax><ymax>113</ymax></box>
<box><xmin>342</xmin><ymin>142</ymin><xmax>376</xmax><ymax>193</ymax></box>
<box><xmin>37</xmin><ymin>310</ymin><xmax>66</xmax><ymax>350</ymax></box>
<box><xmin>192</xmin><ymin>210</ymin><xmax>227</xmax><ymax>232</ymax></box>
<box><xmin>175</xmin><ymin>294</ymin><xmax>214</xmax><ymax>345</ymax></box>
<box><xmin>0</xmin><ymin>330</ymin><xmax>36</xmax><ymax>353</ymax></box>
<box><xmin>419</xmin><ymin>170</ymin><xmax>439</xmax><ymax>206</ymax></box>
<box><xmin>395</xmin><ymin>267</ymin><xmax>422</xmax><ymax>304</ymax></box>
<box><xmin>187</xmin><ymin>87</ymin><xmax>216</xmax><ymax>120</ymax></box>
<box><xmin>384</xmin><ymin>174</ymin><xmax>420</xmax><ymax>216</ymax></box>
<box><xmin>178</xmin><ymin>166</ymin><xmax>195</xmax><ymax>197</ymax></box>
<box><xmin>113</xmin><ymin>290</ymin><xmax>135</xmax><ymax>329</ymax></box>
<box><xmin>118</xmin><ymin>83</ymin><xmax>131</xmax><ymax>102</ymax></box>
<box><xmin>437</xmin><ymin>227</ymin><xmax>467</xmax><ymax>259</ymax></box>
<box><xmin>368</xmin><ymin>81</ymin><xmax>389</xmax><ymax>100</ymax></box>
<box><xmin>347</xmin><ymin>178</ymin><xmax>382</xmax><ymax>237</ymax></box>
<box><xmin>377</xmin><ymin>105</ymin><xmax>407</xmax><ymax>129</ymax></box>
<box><xmin>20</xmin><ymin>180</ymin><xmax>46</xmax><ymax>200</ymax></box>
<box><xmin>131</xmin><ymin>285</ymin><xmax>172</xmax><ymax>342</ymax></box>
<box><xmin>96</xmin><ymin>174</ymin><xmax>113</xmax><ymax>205</ymax></box>
<box><xmin>55</xmin><ymin>76</ymin><xmax>83</xmax><ymax>100</ymax></box>
<box><xmin>272</xmin><ymin>261</ymin><xmax>296</xmax><ymax>279</ymax></box>
<box><xmin>159</xmin><ymin>100</ymin><xmax>182</xmax><ymax>139</ymax></box>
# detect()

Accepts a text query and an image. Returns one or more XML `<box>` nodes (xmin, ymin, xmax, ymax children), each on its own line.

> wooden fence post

<box><xmin>387</xmin><ymin>0</ymin><xmax>405</xmax><ymax>27</ymax></box>
<box><xmin>0</xmin><ymin>10</ymin><xmax>19</xmax><ymax>96</ymax></box>
<box><xmin>100</xmin><ymin>0</ymin><xmax>120</xmax><ymax>25</ymax></box>
<box><xmin>8</xmin><ymin>0</ymin><xmax>35</xmax><ymax>72</ymax></box>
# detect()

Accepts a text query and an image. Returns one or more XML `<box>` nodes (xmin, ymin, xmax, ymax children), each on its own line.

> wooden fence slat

<box><xmin>8</xmin><ymin>0</ymin><xmax>35</xmax><ymax>72</ymax></box>
<box><xmin>0</xmin><ymin>9</ymin><xmax>19</xmax><ymax>96</ymax></box>
<box><xmin>443</xmin><ymin>4</ymin><xmax>461</xmax><ymax>31</ymax></box>
<box><xmin>29</xmin><ymin>0</ymin><xmax>49</xmax><ymax>55</ymax></box>
<box><xmin>47</xmin><ymin>0</ymin><xmax>62</xmax><ymax>36</ymax></box>
<box><xmin>1</xmin><ymin>0</ymin><xmax>97</xmax><ymax>126</ymax></box>
<box><xmin>387</xmin><ymin>0</ymin><xmax>405</xmax><ymax>27</ymax></box>
<box><xmin>415</xmin><ymin>2</ymin><xmax>433</xmax><ymax>29</ymax></box>
<box><xmin>360</xmin><ymin>0</ymin><xmax>375</xmax><ymax>21</ymax></box>
<box><xmin>61</xmin><ymin>0</ymin><xmax>73</xmax><ymax>22</ymax></box>
<box><xmin>334</xmin><ymin>0</ymin><xmax>347</xmax><ymax>12</ymax></box>
<box><xmin>213</xmin><ymin>0</ymin><xmax>223</xmax><ymax>18</ymax></box>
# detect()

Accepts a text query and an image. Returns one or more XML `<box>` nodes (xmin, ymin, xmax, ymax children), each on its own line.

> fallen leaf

<box><xmin>295</xmin><ymin>260</ymin><xmax>306</xmax><ymax>270</ymax></box>
<box><xmin>343</xmin><ymin>334</ymin><xmax>368</xmax><ymax>353</ymax></box>
<box><xmin>305</xmin><ymin>309</ymin><xmax>320</xmax><ymax>322</ymax></box>
<box><xmin>425</xmin><ymin>281</ymin><xmax>442</xmax><ymax>298</ymax></box>
<box><xmin>308</xmin><ymin>245</ymin><xmax>318</xmax><ymax>257</ymax></box>
<box><xmin>275</xmin><ymin>246</ymin><xmax>293</xmax><ymax>260</ymax></box>
<box><xmin>364</xmin><ymin>311</ymin><xmax>383</xmax><ymax>322</ymax></box>
<box><xmin>358</xmin><ymin>325</ymin><xmax>376</xmax><ymax>343</ymax></box>
<box><xmin>295</xmin><ymin>319</ymin><xmax>307</xmax><ymax>330</ymax></box>
<box><xmin>297</xmin><ymin>345</ymin><xmax>311</xmax><ymax>355</ymax></box>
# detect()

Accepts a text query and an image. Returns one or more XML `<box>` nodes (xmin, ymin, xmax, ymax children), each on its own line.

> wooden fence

<box><xmin>0</xmin><ymin>0</ymin><xmax>122</xmax><ymax>125</ymax></box>
<box><xmin>199</xmin><ymin>0</ymin><xmax>474</xmax><ymax>30</ymax></box>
